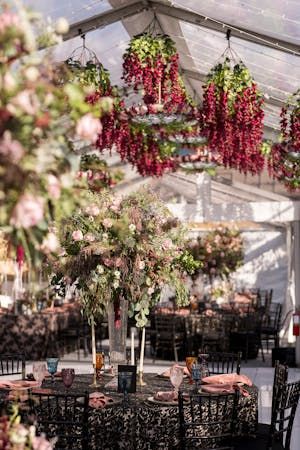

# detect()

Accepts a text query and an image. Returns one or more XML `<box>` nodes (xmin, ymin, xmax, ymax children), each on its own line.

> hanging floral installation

<box><xmin>59</xmin><ymin>189</ymin><xmax>200</xmax><ymax>326</ymax></box>
<box><xmin>201</xmin><ymin>33</ymin><xmax>265</xmax><ymax>175</ymax></box>
<box><xmin>268</xmin><ymin>90</ymin><xmax>300</xmax><ymax>190</ymax></box>
<box><xmin>0</xmin><ymin>6</ymin><xmax>113</xmax><ymax>263</ymax></box>
<box><xmin>77</xmin><ymin>153</ymin><xmax>124</xmax><ymax>191</ymax></box>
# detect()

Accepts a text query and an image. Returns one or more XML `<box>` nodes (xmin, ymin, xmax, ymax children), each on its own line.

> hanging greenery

<box><xmin>201</xmin><ymin>57</ymin><xmax>265</xmax><ymax>174</ymax></box>
<box><xmin>268</xmin><ymin>90</ymin><xmax>300</xmax><ymax>190</ymax></box>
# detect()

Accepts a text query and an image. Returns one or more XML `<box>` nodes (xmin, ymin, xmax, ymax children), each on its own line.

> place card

<box><xmin>117</xmin><ymin>365</ymin><xmax>136</xmax><ymax>394</ymax></box>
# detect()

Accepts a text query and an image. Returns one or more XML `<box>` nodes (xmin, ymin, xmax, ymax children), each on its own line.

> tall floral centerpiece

<box><xmin>201</xmin><ymin>58</ymin><xmax>265</xmax><ymax>174</ymax></box>
<box><xmin>0</xmin><ymin>6</ymin><xmax>112</xmax><ymax>265</ymax></box>
<box><xmin>59</xmin><ymin>189</ymin><xmax>199</xmax><ymax>373</ymax></box>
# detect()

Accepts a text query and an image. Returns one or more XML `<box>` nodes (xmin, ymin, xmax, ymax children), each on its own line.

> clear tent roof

<box><xmin>16</xmin><ymin>0</ymin><xmax>300</xmax><ymax>134</ymax></box>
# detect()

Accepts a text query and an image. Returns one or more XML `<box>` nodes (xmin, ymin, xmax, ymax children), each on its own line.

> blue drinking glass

<box><xmin>46</xmin><ymin>358</ymin><xmax>59</xmax><ymax>383</ymax></box>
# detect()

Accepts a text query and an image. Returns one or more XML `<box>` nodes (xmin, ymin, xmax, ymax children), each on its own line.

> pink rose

<box><xmin>72</xmin><ymin>230</ymin><xmax>83</xmax><ymax>241</ymax></box>
<box><xmin>32</xmin><ymin>435</ymin><xmax>53</xmax><ymax>450</ymax></box>
<box><xmin>0</xmin><ymin>130</ymin><xmax>24</xmax><ymax>162</ymax></box>
<box><xmin>41</xmin><ymin>232</ymin><xmax>59</xmax><ymax>253</ymax></box>
<box><xmin>76</xmin><ymin>113</ymin><xmax>102</xmax><ymax>143</ymax></box>
<box><xmin>85</xmin><ymin>233</ymin><xmax>95</xmax><ymax>242</ymax></box>
<box><xmin>102</xmin><ymin>218</ymin><xmax>113</xmax><ymax>228</ymax></box>
<box><xmin>162</xmin><ymin>238</ymin><xmax>173</xmax><ymax>250</ymax></box>
<box><xmin>0</xmin><ymin>11</ymin><xmax>20</xmax><ymax>34</ymax></box>
<box><xmin>10</xmin><ymin>194</ymin><xmax>44</xmax><ymax>228</ymax></box>
<box><xmin>47</xmin><ymin>174</ymin><xmax>61</xmax><ymax>199</ymax></box>
<box><xmin>85</xmin><ymin>204</ymin><xmax>100</xmax><ymax>216</ymax></box>
<box><xmin>12</xmin><ymin>89</ymin><xmax>39</xmax><ymax>115</ymax></box>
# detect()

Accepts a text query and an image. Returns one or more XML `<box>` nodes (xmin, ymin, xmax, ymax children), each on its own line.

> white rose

<box><xmin>97</xmin><ymin>265</ymin><xmax>104</xmax><ymax>274</ymax></box>
<box><xmin>55</xmin><ymin>17</ymin><xmax>69</xmax><ymax>35</ymax></box>
<box><xmin>114</xmin><ymin>270</ymin><xmax>121</xmax><ymax>279</ymax></box>
<box><xmin>24</xmin><ymin>66</ymin><xmax>39</xmax><ymax>82</ymax></box>
<box><xmin>113</xmin><ymin>280</ymin><xmax>119</xmax><ymax>289</ymax></box>
<box><xmin>138</xmin><ymin>261</ymin><xmax>145</xmax><ymax>270</ymax></box>
<box><xmin>129</xmin><ymin>224</ymin><xmax>136</xmax><ymax>233</ymax></box>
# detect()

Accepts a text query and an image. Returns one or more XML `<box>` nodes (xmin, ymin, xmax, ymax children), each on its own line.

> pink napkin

<box><xmin>154</xmin><ymin>391</ymin><xmax>176</xmax><ymax>402</ymax></box>
<box><xmin>89</xmin><ymin>392</ymin><xmax>113</xmax><ymax>409</ymax></box>
<box><xmin>0</xmin><ymin>380</ymin><xmax>39</xmax><ymax>390</ymax></box>
<box><xmin>161</xmin><ymin>365</ymin><xmax>189</xmax><ymax>377</ymax></box>
<box><xmin>202</xmin><ymin>373</ymin><xmax>252</xmax><ymax>387</ymax></box>
<box><xmin>201</xmin><ymin>383</ymin><xmax>234</xmax><ymax>394</ymax></box>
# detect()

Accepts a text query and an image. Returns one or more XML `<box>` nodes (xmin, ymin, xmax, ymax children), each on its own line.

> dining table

<box><xmin>35</xmin><ymin>372</ymin><xmax>259</xmax><ymax>450</ymax></box>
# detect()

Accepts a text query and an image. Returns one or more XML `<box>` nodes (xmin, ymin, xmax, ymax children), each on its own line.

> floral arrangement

<box><xmin>268</xmin><ymin>90</ymin><xmax>300</xmax><ymax>190</ymax></box>
<box><xmin>188</xmin><ymin>226</ymin><xmax>244</xmax><ymax>281</ymax></box>
<box><xmin>0</xmin><ymin>6</ymin><xmax>113</xmax><ymax>263</ymax></box>
<box><xmin>201</xmin><ymin>58</ymin><xmax>265</xmax><ymax>174</ymax></box>
<box><xmin>122</xmin><ymin>33</ymin><xmax>189</xmax><ymax>110</ymax></box>
<box><xmin>0</xmin><ymin>404</ymin><xmax>53</xmax><ymax>450</ymax></box>
<box><xmin>77</xmin><ymin>154</ymin><xmax>124</xmax><ymax>191</ymax></box>
<box><xmin>59</xmin><ymin>189</ymin><xmax>200</xmax><ymax>326</ymax></box>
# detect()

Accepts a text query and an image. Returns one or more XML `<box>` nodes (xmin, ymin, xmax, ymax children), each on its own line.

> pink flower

<box><xmin>102</xmin><ymin>218</ymin><xmax>113</xmax><ymax>228</ymax></box>
<box><xmin>162</xmin><ymin>238</ymin><xmax>173</xmax><ymax>250</ymax></box>
<box><xmin>41</xmin><ymin>232</ymin><xmax>60</xmax><ymax>254</ymax></box>
<box><xmin>72</xmin><ymin>230</ymin><xmax>83</xmax><ymax>241</ymax></box>
<box><xmin>10</xmin><ymin>194</ymin><xmax>44</xmax><ymax>228</ymax></box>
<box><xmin>47</xmin><ymin>174</ymin><xmax>61</xmax><ymax>200</ymax></box>
<box><xmin>76</xmin><ymin>113</ymin><xmax>102</xmax><ymax>143</ymax></box>
<box><xmin>85</xmin><ymin>204</ymin><xmax>100</xmax><ymax>216</ymax></box>
<box><xmin>32</xmin><ymin>435</ymin><xmax>53</xmax><ymax>450</ymax></box>
<box><xmin>12</xmin><ymin>89</ymin><xmax>39</xmax><ymax>115</ymax></box>
<box><xmin>0</xmin><ymin>130</ymin><xmax>24</xmax><ymax>162</ymax></box>
<box><xmin>0</xmin><ymin>11</ymin><xmax>20</xmax><ymax>34</ymax></box>
<box><xmin>85</xmin><ymin>233</ymin><xmax>95</xmax><ymax>242</ymax></box>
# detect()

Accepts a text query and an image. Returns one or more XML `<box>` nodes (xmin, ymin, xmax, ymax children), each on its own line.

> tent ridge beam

<box><xmin>150</xmin><ymin>1</ymin><xmax>300</xmax><ymax>56</ymax></box>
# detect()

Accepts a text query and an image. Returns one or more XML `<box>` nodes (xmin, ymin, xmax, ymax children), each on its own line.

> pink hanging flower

<box><xmin>76</xmin><ymin>113</ymin><xmax>102</xmax><ymax>143</ymax></box>
<box><xmin>10</xmin><ymin>194</ymin><xmax>44</xmax><ymax>228</ymax></box>
<box><xmin>0</xmin><ymin>11</ymin><xmax>20</xmax><ymax>34</ymax></box>
<box><xmin>0</xmin><ymin>130</ymin><xmax>24</xmax><ymax>162</ymax></box>
<box><xmin>72</xmin><ymin>230</ymin><xmax>83</xmax><ymax>241</ymax></box>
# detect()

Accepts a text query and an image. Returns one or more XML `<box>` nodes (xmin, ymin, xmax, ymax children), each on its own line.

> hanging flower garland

<box><xmin>122</xmin><ymin>33</ymin><xmax>189</xmax><ymax>111</ymax></box>
<box><xmin>268</xmin><ymin>90</ymin><xmax>300</xmax><ymax>190</ymax></box>
<box><xmin>201</xmin><ymin>57</ymin><xmax>265</xmax><ymax>174</ymax></box>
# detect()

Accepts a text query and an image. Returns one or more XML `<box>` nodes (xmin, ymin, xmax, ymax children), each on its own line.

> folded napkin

<box><xmin>202</xmin><ymin>373</ymin><xmax>252</xmax><ymax>387</ymax></box>
<box><xmin>154</xmin><ymin>391</ymin><xmax>176</xmax><ymax>402</ymax></box>
<box><xmin>160</xmin><ymin>365</ymin><xmax>189</xmax><ymax>377</ymax></box>
<box><xmin>201</xmin><ymin>383</ymin><xmax>250</xmax><ymax>397</ymax></box>
<box><xmin>0</xmin><ymin>380</ymin><xmax>39</xmax><ymax>390</ymax></box>
<box><xmin>89</xmin><ymin>392</ymin><xmax>113</xmax><ymax>409</ymax></box>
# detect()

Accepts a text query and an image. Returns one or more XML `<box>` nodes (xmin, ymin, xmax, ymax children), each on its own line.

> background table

<box><xmin>41</xmin><ymin>373</ymin><xmax>258</xmax><ymax>449</ymax></box>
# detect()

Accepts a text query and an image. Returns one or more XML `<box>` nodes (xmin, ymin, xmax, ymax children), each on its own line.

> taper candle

<box><xmin>139</xmin><ymin>327</ymin><xmax>145</xmax><ymax>374</ymax></box>
<box><xmin>91</xmin><ymin>318</ymin><xmax>96</xmax><ymax>366</ymax></box>
<box><xmin>131</xmin><ymin>328</ymin><xmax>135</xmax><ymax>365</ymax></box>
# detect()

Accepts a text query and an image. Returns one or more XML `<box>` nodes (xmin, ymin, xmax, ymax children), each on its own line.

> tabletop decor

<box><xmin>0</xmin><ymin>5</ymin><xmax>113</xmax><ymax>265</ymax></box>
<box><xmin>268</xmin><ymin>89</ymin><xmax>300</xmax><ymax>190</ymax></box>
<box><xmin>59</xmin><ymin>188</ymin><xmax>200</xmax><ymax>373</ymax></box>
<box><xmin>201</xmin><ymin>32</ymin><xmax>264</xmax><ymax>175</ymax></box>
<box><xmin>0</xmin><ymin>403</ymin><xmax>54</xmax><ymax>449</ymax></box>
<box><xmin>188</xmin><ymin>225</ymin><xmax>244</xmax><ymax>283</ymax></box>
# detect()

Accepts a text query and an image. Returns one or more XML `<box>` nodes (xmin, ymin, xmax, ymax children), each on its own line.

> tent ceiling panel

<box><xmin>171</xmin><ymin>0</ymin><xmax>300</xmax><ymax>46</ymax></box>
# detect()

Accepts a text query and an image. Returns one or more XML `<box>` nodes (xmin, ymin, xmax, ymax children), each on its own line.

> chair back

<box><xmin>272</xmin><ymin>360</ymin><xmax>288</xmax><ymax>415</ymax></box>
<box><xmin>265</xmin><ymin>303</ymin><xmax>282</xmax><ymax>331</ymax></box>
<box><xmin>155</xmin><ymin>314</ymin><xmax>178</xmax><ymax>338</ymax></box>
<box><xmin>30</xmin><ymin>391</ymin><xmax>89</xmax><ymax>449</ymax></box>
<box><xmin>178</xmin><ymin>389</ymin><xmax>239</xmax><ymax>450</ymax></box>
<box><xmin>270</xmin><ymin>380</ymin><xmax>300</xmax><ymax>450</ymax></box>
<box><xmin>200</xmin><ymin>351</ymin><xmax>242</xmax><ymax>375</ymax></box>
<box><xmin>0</xmin><ymin>354</ymin><xmax>25</xmax><ymax>379</ymax></box>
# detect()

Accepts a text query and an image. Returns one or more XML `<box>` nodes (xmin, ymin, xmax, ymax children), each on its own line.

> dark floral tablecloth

<box><xmin>41</xmin><ymin>373</ymin><xmax>258</xmax><ymax>450</ymax></box>
<box><xmin>0</xmin><ymin>305</ymin><xmax>81</xmax><ymax>360</ymax></box>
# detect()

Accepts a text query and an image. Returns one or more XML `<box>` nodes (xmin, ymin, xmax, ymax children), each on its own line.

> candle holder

<box><xmin>89</xmin><ymin>364</ymin><xmax>101</xmax><ymax>388</ymax></box>
<box><xmin>137</xmin><ymin>370</ymin><xmax>147</xmax><ymax>387</ymax></box>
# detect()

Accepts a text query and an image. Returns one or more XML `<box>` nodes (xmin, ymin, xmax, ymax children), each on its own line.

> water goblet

<box><xmin>185</xmin><ymin>356</ymin><xmax>197</xmax><ymax>384</ymax></box>
<box><xmin>170</xmin><ymin>365</ymin><xmax>184</xmax><ymax>397</ymax></box>
<box><xmin>62</xmin><ymin>368</ymin><xmax>75</xmax><ymax>389</ymax></box>
<box><xmin>32</xmin><ymin>362</ymin><xmax>46</xmax><ymax>387</ymax></box>
<box><xmin>46</xmin><ymin>358</ymin><xmax>59</xmax><ymax>383</ymax></box>
<box><xmin>199</xmin><ymin>353</ymin><xmax>209</xmax><ymax>378</ymax></box>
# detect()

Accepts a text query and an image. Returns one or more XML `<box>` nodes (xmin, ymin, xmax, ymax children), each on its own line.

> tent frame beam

<box><xmin>65</xmin><ymin>0</ymin><xmax>300</xmax><ymax>56</ymax></box>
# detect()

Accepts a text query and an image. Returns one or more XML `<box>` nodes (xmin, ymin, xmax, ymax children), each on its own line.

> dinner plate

<box><xmin>147</xmin><ymin>396</ymin><xmax>179</xmax><ymax>406</ymax></box>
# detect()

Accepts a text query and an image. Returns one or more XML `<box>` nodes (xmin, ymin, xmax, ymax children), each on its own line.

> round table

<box><xmin>41</xmin><ymin>373</ymin><xmax>258</xmax><ymax>450</ymax></box>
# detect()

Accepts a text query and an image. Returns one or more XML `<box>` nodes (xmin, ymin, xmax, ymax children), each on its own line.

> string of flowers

<box><xmin>268</xmin><ymin>89</ymin><xmax>300</xmax><ymax>190</ymax></box>
<box><xmin>201</xmin><ymin>58</ymin><xmax>265</xmax><ymax>174</ymax></box>
<box><xmin>59</xmin><ymin>189</ymin><xmax>200</xmax><ymax>326</ymax></box>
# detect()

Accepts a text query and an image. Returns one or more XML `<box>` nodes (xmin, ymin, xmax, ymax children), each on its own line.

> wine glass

<box><xmin>185</xmin><ymin>356</ymin><xmax>197</xmax><ymax>384</ymax></box>
<box><xmin>191</xmin><ymin>362</ymin><xmax>201</xmax><ymax>392</ymax></box>
<box><xmin>46</xmin><ymin>358</ymin><xmax>59</xmax><ymax>383</ymax></box>
<box><xmin>32</xmin><ymin>362</ymin><xmax>46</xmax><ymax>387</ymax></box>
<box><xmin>199</xmin><ymin>354</ymin><xmax>209</xmax><ymax>378</ymax></box>
<box><xmin>96</xmin><ymin>353</ymin><xmax>104</xmax><ymax>379</ymax></box>
<box><xmin>62</xmin><ymin>368</ymin><xmax>75</xmax><ymax>389</ymax></box>
<box><xmin>170</xmin><ymin>365</ymin><xmax>183</xmax><ymax>397</ymax></box>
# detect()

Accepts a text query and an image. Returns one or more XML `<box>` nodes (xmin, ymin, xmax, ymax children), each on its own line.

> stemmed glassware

<box><xmin>185</xmin><ymin>356</ymin><xmax>197</xmax><ymax>384</ymax></box>
<box><xmin>62</xmin><ymin>368</ymin><xmax>75</xmax><ymax>389</ymax></box>
<box><xmin>170</xmin><ymin>365</ymin><xmax>184</xmax><ymax>397</ymax></box>
<box><xmin>199</xmin><ymin>353</ymin><xmax>209</xmax><ymax>378</ymax></box>
<box><xmin>191</xmin><ymin>362</ymin><xmax>201</xmax><ymax>392</ymax></box>
<box><xmin>32</xmin><ymin>362</ymin><xmax>46</xmax><ymax>387</ymax></box>
<box><xmin>46</xmin><ymin>358</ymin><xmax>59</xmax><ymax>383</ymax></box>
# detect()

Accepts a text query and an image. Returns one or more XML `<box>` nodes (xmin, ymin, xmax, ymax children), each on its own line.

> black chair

<box><xmin>29</xmin><ymin>391</ymin><xmax>89</xmax><ymax>449</ymax></box>
<box><xmin>178</xmin><ymin>389</ymin><xmax>240</xmax><ymax>449</ymax></box>
<box><xmin>60</xmin><ymin>317</ymin><xmax>91</xmax><ymax>360</ymax></box>
<box><xmin>229</xmin><ymin>313</ymin><xmax>264</xmax><ymax>362</ymax></box>
<box><xmin>0</xmin><ymin>354</ymin><xmax>25</xmax><ymax>379</ymax></box>
<box><xmin>199</xmin><ymin>351</ymin><xmax>242</xmax><ymax>375</ymax></box>
<box><xmin>154</xmin><ymin>314</ymin><xmax>184</xmax><ymax>362</ymax></box>
<box><xmin>261</xmin><ymin>303</ymin><xmax>282</xmax><ymax>350</ymax></box>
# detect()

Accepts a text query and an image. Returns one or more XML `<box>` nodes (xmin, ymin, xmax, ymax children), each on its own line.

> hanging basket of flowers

<box><xmin>268</xmin><ymin>90</ymin><xmax>300</xmax><ymax>190</ymax></box>
<box><xmin>201</xmin><ymin>47</ymin><xmax>265</xmax><ymax>174</ymax></box>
